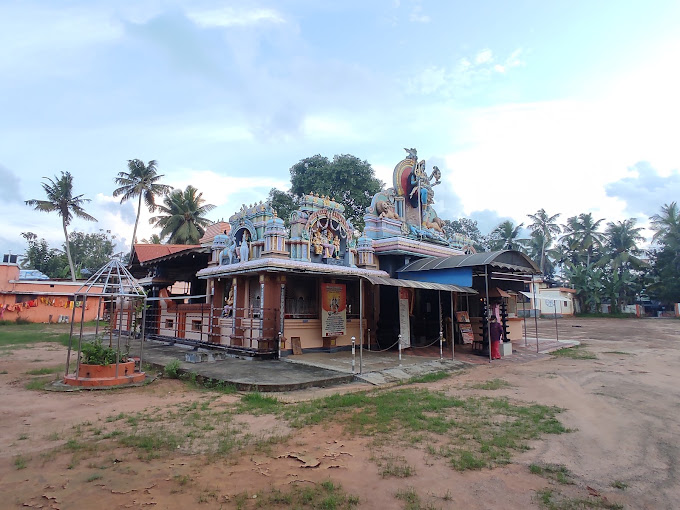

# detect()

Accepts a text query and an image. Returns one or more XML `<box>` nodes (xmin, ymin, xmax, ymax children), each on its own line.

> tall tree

<box><xmin>647</xmin><ymin>202</ymin><xmax>680</xmax><ymax>305</ymax></box>
<box><xmin>527</xmin><ymin>208</ymin><xmax>561</xmax><ymax>274</ymax></box>
<box><xmin>561</xmin><ymin>213</ymin><xmax>605</xmax><ymax>267</ymax></box>
<box><xmin>442</xmin><ymin>218</ymin><xmax>487</xmax><ymax>251</ymax></box>
<box><xmin>289</xmin><ymin>154</ymin><xmax>384</xmax><ymax>230</ymax></box>
<box><xmin>268</xmin><ymin>188</ymin><xmax>298</xmax><ymax>228</ymax></box>
<box><xmin>149</xmin><ymin>186</ymin><xmax>215</xmax><ymax>244</ymax></box>
<box><xmin>25</xmin><ymin>172</ymin><xmax>96</xmax><ymax>281</ymax></box>
<box><xmin>650</xmin><ymin>202</ymin><xmax>680</xmax><ymax>246</ymax></box>
<box><xmin>113</xmin><ymin>159</ymin><xmax>172</xmax><ymax>255</ymax></box>
<box><xmin>20</xmin><ymin>232</ymin><xmax>68</xmax><ymax>278</ymax></box>
<box><xmin>488</xmin><ymin>220</ymin><xmax>526</xmax><ymax>251</ymax></box>
<box><xmin>601</xmin><ymin>219</ymin><xmax>646</xmax><ymax>309</ymax></box>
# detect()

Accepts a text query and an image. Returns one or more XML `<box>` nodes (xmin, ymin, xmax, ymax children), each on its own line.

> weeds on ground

<box><xmin>283</xmin><ymin>388</ymin><xmax>567</xmax><ymax>471</ymax></box>
<box><xmin>164</xmin><ymin>359</ymin><xmax>181</xmax><ymax>378</ymax></box>
<box><xmin>407</xmin><ymin>371</ymin><xmax>450</xmax><ymax>384</ymax></box>
<box><xmin>551</xmin><ymin>344</ymin><xmax>596</xmax><ymax>360</ymax></box>
<box><xmin>530</xmin><ymin>463</ymin><xmax>574</xmax><ymax>484</ymax></box>
<box><xmin>14</xmin><ymin>455</ymin><xmax>28</xmax><ymax>470</ymax></box>
<box><xmin>467</xmin><ymin>378</ymin><xmax>513</xmax><ymax>390</ymax></box>
<box><xmin>238</xmin><ymin>392</ymin><xmax>282</xmax><ymax>415</ymax></box>
<box><xmin>25</xmin><ymin>376</ymin><xmax>53</xmax><ymax>390</ymax></box>
<box><xmin>536</xmin><ymin>488</ymin><xmax>622</xmax><ymax>509</ymax></box>
<box><xmin>611</xmin><ymin>480</ymin><xmax>628</xmax><ymax>490</ymax></box>
<box><xmin>25</xmin><ymin>365</ymin><xmax>64</xmax><ymax>375</ymax></box>
<box><xmin>233</xmin><ymin>480</ymin><xmax>359</xmax><ymax>509</ymax></box>
<box><xmin>373</xmin><ymin>453</ymin><xmax>416</xmax><ymax>478</ymax></box>
<box><xmin>603</xmin><ymin>351</ymin><xmax>633</xmax><ymax>356</ymax></box>
<box><xmin>395</xmin><ymin>486</ymin><xmax>439</xmax><ymax>510</ymax></box>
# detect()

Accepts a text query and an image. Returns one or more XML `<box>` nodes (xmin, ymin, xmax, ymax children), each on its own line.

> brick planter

<box><xmin>64</xmin><ymin>361</ymin><xmax>145</xmax><ymax>387</ymax></box>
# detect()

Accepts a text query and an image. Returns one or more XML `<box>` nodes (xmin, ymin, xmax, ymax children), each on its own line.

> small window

<box><xmin>165</xmin><ymin>319</ymin><xmax>174</xmax><ymax>329</ymax></box>
<box><xmin>564</xmin><ymin>301</ymin><xmax>568</xmax><ymax>307</ymax></box>
<box><xmin>192</xmin><ymin>320</ymin><xmax>202</xmax><ymax>331</ymax></box>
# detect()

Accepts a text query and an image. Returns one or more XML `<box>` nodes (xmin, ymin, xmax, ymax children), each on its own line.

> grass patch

<box><xmin>86</xmin><ymin>473</ymin><xmax>103</xmax><ymax>482</ymax></box>
<box><xmin>375</xmin><ymin>453</ymin><xmax>416</xmax><ymax>478</ymax></box>
<box><xmin>603</xmin><ymin>351</ymin><xmax>633</xmax><ymax>356</ymax></box>
<box><xmin>25</xmin><ymin>377</ymin><xmax>53</xmax><ymax>390</ymax></box>
<box><xmin>14</xmin><ymin>455</ymin><xmax>28</xmax><ymax>470</ymax></box>
<box><xmin>283</xmin><ymin>388</ymin><xmax>566</xmax><ymax>471</ymax></box>
<box><xmin>611</xmin><ymin>480</ymin><xmax>628</xmax><ymax>490</ymax></box>
<box><xmin>395</xmin><ymin>486</ymin><xmax>438</xmax><ymax>510</ymax></box>
<box><xmin>234</xmin><ymin>480</ymin><xmax>359</xmax><ymax>509</ymax></box>
<box><xmin>468</xmin><ymin>378</ymin><xmax>513</xmax><ymax>390</ymax></box>
<box><xmin>551</xmin><ymin>344</ymin><xmax>596</xmax><ymax>360</ymax></box>
<box><xmin>536</xmin><ymin>488</ymin><xmax>623</xmax><ymax>509</ymax></box>
<box><xmin>118</xmin><ymin>430</ymin><xmax>181</xmax><ymax>459</ymax></box>
<box><xmin>25</xmin><ymin>365</ymin><xmax>63</xmax><ymax>375</ymax></box>
<box><xmin>530</xmin><ymin>463</ymin><xmax>574</xmax><ymax>484</ymax></box>
<box><xmin>0</xmin><ymin>322</ymin><xmax>72</xmax><ymax>347</ymax></box>
<box><xmin>408</xmin><ymin>371</ymin><xmax>450</xmax><ymax>384</ymax></box>
<box><xmin>238</xmin><ymin>392</ymin><xmax>282</xmax><ymax>414</ymax></box>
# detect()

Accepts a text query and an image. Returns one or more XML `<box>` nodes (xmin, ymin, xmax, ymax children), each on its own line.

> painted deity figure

<box><xmin>239</xmin><ymin>232</ymin><xmax>250</xmax><ymax>262</ymax></box>
<box><xmin>312</xmin><ymin>229</ymin><xmax>323</xmax><ymax>255</ymax></box>
<box><xmin>222</xmin><ymin>286</ymin><xmax>234</xmax><ymax>317</ymax></box>
<box><xmin>220</xmin><ymin>236</ymin><xmax>238</xmax><ymax>265</ymax></box>
<box><xmin>323</xmin><ymin>230</ymin><xmax>336</xmax><ymax>259</ymax></box>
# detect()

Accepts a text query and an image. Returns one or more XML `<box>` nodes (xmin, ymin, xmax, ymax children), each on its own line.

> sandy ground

<box><xmin>0</xmin><ymin>317</ymin><xmax>678</xmax><ymax>509</ymax></box>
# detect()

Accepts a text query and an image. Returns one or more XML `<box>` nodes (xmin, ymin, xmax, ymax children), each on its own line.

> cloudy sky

<box><xmin>2</xmin><ymin>0</ymin><xmax>679</xmax><ymax>256</ymax></box>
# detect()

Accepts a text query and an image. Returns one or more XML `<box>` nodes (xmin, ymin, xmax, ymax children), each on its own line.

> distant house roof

<box><xmin>199</xmin><ymin>222</ymin><xmax>231</xmax><ymax>246</ymax></box>
<box><xmin>19</xmin><ymin>269</ymin><xmax>50</xmax><ymax>280</ymax></box>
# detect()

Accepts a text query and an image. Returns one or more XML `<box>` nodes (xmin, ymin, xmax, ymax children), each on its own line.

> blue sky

<box><xmin>2</xmin><ymin>0</ymin><xmax>679</xmax><ymax>256</ymax></box>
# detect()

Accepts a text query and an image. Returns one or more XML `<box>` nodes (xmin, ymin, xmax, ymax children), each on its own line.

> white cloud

<box><xmin>409</xmin><ymin>5</ymin><xmax>430</xmax><ymax>23</ymax></box>
<box><xmin>475</xmin><ymin>49</ymin><xmax>493</xmax><ymax>65</ymax></box>
<box><xmin>186</xmin><ymin>7</ymin><xmax>286</xmax><ymax>28</ymax></box>
<box><xmin>406</xmin><ymin>48</ymin><xmax>524</xmax><ymax>96</ymax></box>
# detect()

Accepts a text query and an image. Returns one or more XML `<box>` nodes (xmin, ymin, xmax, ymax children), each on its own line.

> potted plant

<box><xmin>78</xmin><ymin>338</ymin><xmax>134</xmax><ymax>379</ymax></box>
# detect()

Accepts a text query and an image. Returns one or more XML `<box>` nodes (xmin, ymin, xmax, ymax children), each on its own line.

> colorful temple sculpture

<box><xmin>132</xmin><ymin>148</ymin><xmax>539</xmax><ymax>359</ymax></box>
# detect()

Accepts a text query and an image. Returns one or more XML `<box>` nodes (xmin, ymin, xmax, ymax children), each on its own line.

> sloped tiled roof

<box><xmin>133</xmin><ymin>244</ymin><xmax>200</xmax><ymax>264</ymax></box>
<box><xmin>199</xmin><ymin>222</ymin><xmax>231</xmax><ymax>245</ymax></box>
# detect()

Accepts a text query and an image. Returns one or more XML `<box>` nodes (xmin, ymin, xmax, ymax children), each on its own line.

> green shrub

<box><xmin>81</xmin><ymin>338</ymin><xmax>125</xmax><ymax>365</ymax></box>
<box><xmin>164</xmin><ymin>359</ymin><xmax>181</xmax><ymax>379</ymax></box>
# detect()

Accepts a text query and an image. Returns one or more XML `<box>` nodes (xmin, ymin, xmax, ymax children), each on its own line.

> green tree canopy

<box><xmin>289</xmin><ymin>154</ymin><xmax>384</xmax><ymax>230</ymax></box>
<box><xmin>488</xmin><ymin>220</ymin><xmax>526</xmax><ymax>251</ymax></box>
<box><xmin>441</xmin><ymin>218</ymin><xmax>487</xmax><ymax>251</ymax></box>
<box><xmin>25</xmin><ymin>171</ymin><xmax>96</xmax><ymax>281</ymax></box>
<box><xmin>527</xmin><ymin>208</ymin><xmax>561</xmax><ymax>275</ymax></box>
<box><xmin>149</xmin><ymin>185</ymin><xmax>215</xmax><ymax>244</ymax></box>
<box><xmin>113</xmin><ymin>159</ymin><xmax>172</xmax><ymax>255</ymax></box>
<box><xmin>268</xmin><ymin>188</ymin><xmax>298</xmax><ymax>228</ymax></box>
<box><xmin>20</xmin><ymin>232</ymin><xmax>68</xmax><ymax>278</ymax></box>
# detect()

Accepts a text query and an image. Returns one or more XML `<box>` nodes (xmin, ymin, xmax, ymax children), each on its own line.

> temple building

<box><xmin>190</xmin><ymin>148</ymin><xmax>539</xmax><ymax>357</ymax></box>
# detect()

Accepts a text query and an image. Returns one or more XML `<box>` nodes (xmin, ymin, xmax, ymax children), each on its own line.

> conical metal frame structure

<box><xmin>65</xmin><ymin>259</ymin><xmax>147</xmax><ymax>384</ymax></box>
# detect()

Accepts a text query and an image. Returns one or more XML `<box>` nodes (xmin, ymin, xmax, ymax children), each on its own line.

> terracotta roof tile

<box><xmin>199</xmin><ymin>222</ymin><xmax>231</xmax><ymax>245</ymax></box>
<box><xmin>133</xmin><ymin>244</ymin><xmax>200</xmax><ymax>263</ymax></box>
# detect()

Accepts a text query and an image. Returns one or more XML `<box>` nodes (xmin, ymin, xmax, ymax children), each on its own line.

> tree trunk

<box><xmin>540</xmin><ymin>236</ymin><xmax>546</xmax><ymax>274</ymax></box>
<box><xmin>130</xmin><ymin>193</ymin><xmax>143</xmax><ymax>256</ymax></box>
<box><xmin>63</xmin><ymin>220</ymin><xmax>76</xmax><ymax>282</ymax></box>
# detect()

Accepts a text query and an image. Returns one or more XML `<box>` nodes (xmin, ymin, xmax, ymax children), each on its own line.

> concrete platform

<box><xmin>134</xmin><ymin>340</ymin><xmax>467</xmax><ymax>391</ymax></box>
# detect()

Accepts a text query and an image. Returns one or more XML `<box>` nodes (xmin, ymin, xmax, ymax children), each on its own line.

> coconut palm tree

<box><xmin>488</xmin><ymin>220</ymin><xmax>526</xmax><ymax>251</ymax></box>
<box><xmin>527</xmin><ymin>208</ymin><xmax>561</xmax><ymax>274</ymax></box>
<box><xmin>601</xmin><ymin>219</ymin><xmax>646</xmax><ymax>309</ymax></box>
<box><xmin>561</xmin><ymin>213</ymin><xmax>605</xmax><ymax>268</ymax></box>
<box><xmin>25</xmin><ymin>172</ymin><xmax>96</xmax><ymax>281</ymax></box>
<box><xmin>650</xmin><ymin>202</ymin><xmax>680</xmax><ymax>246</ymax></box>
<box><xmin>149</xmin><ymin>186</ymin><xmax>215</xmax><ymax>244</ymax></box>
<box><xmin>113</xmin><ymin>159</ymin><xmax>172</xmax><ymax>255</ymax></box>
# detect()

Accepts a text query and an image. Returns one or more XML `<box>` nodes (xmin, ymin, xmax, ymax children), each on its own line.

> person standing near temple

<box><xmin>489</xmin><ymin>315</ymin><xmax>502</xmax><ymax>360</ymax></box>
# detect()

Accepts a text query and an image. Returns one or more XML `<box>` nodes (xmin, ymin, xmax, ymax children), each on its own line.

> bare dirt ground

<box><xmin>0</xmin><ymin>317</ymin><xmax>678</xmax><ymax>509</ymax></box>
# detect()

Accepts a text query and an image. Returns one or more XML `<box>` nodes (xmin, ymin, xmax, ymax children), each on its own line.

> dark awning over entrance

<box><xmin>362</xmin><ymin>275</ymin><xmax>477</xmax><ymax>294</ymax></box>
